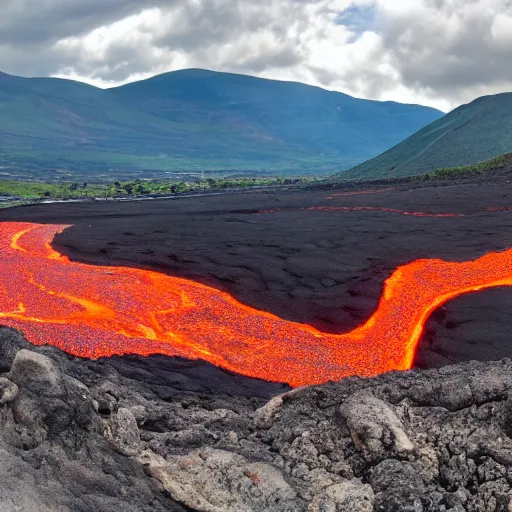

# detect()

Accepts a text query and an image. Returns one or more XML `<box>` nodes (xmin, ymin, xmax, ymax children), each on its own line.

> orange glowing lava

<box><xmin>257</xmin><ymin>206</ymin><xmax>511</xmax><ymax>217</ymax></box>
<box><xmin>326</xmin><ymin>187</ymin><xmax>395</xmax><ymax>199</ymax></box>
<box><xmin>304</xmin><ymin>206</ymin><xmax>462</xmax><ymax>217</ymax></box>
<box><xmin>1</xmin><ymin>222</ymin><xmax>511</xmax><ymax>387</ymax></box>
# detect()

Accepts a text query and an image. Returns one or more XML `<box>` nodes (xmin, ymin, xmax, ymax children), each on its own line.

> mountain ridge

<box><xmin>336</xmin><ymin>92</ymin><xmax>512</xmax><ymax>180</ymax></box>
<box><xmin>0</xmin><ymin>68</ymin><xmax>443</xmax><ymax>181</ymax></box>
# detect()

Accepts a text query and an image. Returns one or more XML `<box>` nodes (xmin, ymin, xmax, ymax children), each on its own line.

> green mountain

<box><xmin>337</xmin><ymin>93</ymin><xmax>512</xmax><ymax>180</ymax></box>
<box><xmin>0</xmin><ymin>69</ymin><xmax>442</xmax><ymax>181</ymax></box>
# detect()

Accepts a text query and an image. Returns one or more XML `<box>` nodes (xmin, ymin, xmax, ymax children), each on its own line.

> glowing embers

<box><xmin>1</xmin><ymin>222</ymin><xmax>512</xmax><ymax>387</ymax></box>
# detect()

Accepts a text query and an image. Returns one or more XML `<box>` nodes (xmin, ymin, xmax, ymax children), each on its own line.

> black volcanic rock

<box><xmin>0</xmin><ymin>327</ymin><xmax>31</xmax><ymax>371</ymax></box>
<box><xmin>1</xmin><ymin>326</ymin><xmax>512</xmax><ymax>511</ymax></box>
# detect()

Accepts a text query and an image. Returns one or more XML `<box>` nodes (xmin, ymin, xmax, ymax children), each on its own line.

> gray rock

<box><xmin>0</xmin><ymin>334</ymin><xmax>185</xmax><ymax>511</ymax></box>
<box><xmin>254</xmin><ymin>394</ymin><xmax>284</xmax><ymax>429</ymax></box>
<box><xmin>4</xmin><ymin>350</ymin><xmax>96</xmax><ymax>449</ymax></box>
<box><xmin>370</xmin><ymin>459</ymin><xmax>428</xmax><ymax>511</ymax></box>
<box><xmin>91</xmin><ymin>379</ymin><xmax>120</xmax><ymax>416</ymax></box>
<box><xmin>0</xmin><ymin>445</ymin><xmax>66</xmax><ymax>512</ymax></box>
<box><xmin>0</xmin><ymin>378</ymin><xmax>18</xmax><ymax>405</ymax></box>
<box><xmin>254</xmin><ymin>386</ymin><xmax>307</xmax><ymax>429</ymax></box>
<box><xmin>107</xmin><ymin>407</ymin><xmax>141</xmax><ymax>456</ymax></box>
<box><xmin>8</xmin><ymin>349</ymin><xmax>62</xmax><ymax>396</ymax></box>
<box><xmin>2</xmin><ymin>327</ymin><xmax>512</xmax><ymax>511</ymax></box>
<box><xmin>142</xmin><ymin>447</ymin><xmax>299</xmax><ymax>512</ymax></box>
<box><xmin>339</xmin><ymin>390</ymin><xmax>414</xmax><ymax>457</ymax></box>
<box><xmin>308</xmin><ymin>480</ymin><xmax>374</xmax><ymax>512</ymax></box>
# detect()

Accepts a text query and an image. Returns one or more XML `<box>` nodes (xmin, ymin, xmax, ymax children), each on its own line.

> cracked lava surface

<box><xmin>0</xmin><ymin>221</ymin><xmax>511</xmax><ymax>387</ymax></box>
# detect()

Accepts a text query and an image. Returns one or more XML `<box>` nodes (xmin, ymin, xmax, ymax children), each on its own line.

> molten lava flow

<box><xmin>486</xmin><ymin>206</ymin><xmax>512</xmax><ymax>212</ymax></box>
<box><xmin>1</xmin><ymin>222</ymin><xmax>511</xmax><ymax>387</ymax></box>
<box><xmin>304</xmin><ymin>206</ymin><xmax>462</xmax><ymax>217</ymax></box>
<box><xmin>257</xmin><ymin>206</ymin><xmax>501</xmax><ymax>217</ymax></box>
<box><xmin>326</xmin><ymin>187</ymin><xmax>395</xmax><ymax>199</ymax></box>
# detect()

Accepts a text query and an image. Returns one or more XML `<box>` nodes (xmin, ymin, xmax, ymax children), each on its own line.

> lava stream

<box><xmin>257</xmin><ymin>206</ymin><xmax>512</xmax><ymax>217</ymax></box>
<box><xmin>326</xmin><ymin>188</ymin><xmax>395</xmax><ymax>199</ymax></box>
<box><xmin>0</xmin><ymin>222</ymin><xmax>511</xmax><ymax>387</ymax></box>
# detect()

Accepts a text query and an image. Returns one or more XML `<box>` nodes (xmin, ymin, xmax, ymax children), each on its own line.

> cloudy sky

<box><xmin>1</xmin><ymin>0</ymin><xmax>512</xmax><ymax>111</ymax></box>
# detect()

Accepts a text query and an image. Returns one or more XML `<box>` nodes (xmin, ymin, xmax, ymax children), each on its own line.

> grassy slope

<box><xmin>0</xmin><ymin>69</ymin><xmax>442</xmax><ymax>179</ymax></box>
<box><xmin>328</xmin><ymin>153</ymin><xmax>512</xmax><ymax>188</ymax></box>
<box><xmin>425</xmin><ymin>153</ymin><xmax>512</xmax><ymax>179</ymax></box>
<box><xmin>335</xmin><ymin>93</ymin><xmax>512</xmax><ymax>180</ymax></box>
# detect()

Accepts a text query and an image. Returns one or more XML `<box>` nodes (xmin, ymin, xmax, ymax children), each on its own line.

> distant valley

<box><xmin>0</xmin><ymin>69</ymin><xmax>442</xmax><ymax>181</ymax></box>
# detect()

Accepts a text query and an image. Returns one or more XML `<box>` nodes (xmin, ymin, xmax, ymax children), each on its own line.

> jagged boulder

<box><xmin>339</xmin><ymin>390</ymin><xmax>414</xmax><ymax>458</ymax></box>
<box><xmin>4</xmin><ymin>349</ymin><xmax>96</xmax><ymax>449</ymax></box>
<box><xmin>9</xmin><ymin>349</ymin><xmax>62</xmax><ymax>395</ymax></box>
<box><xmin>141</xmin><ymin>447</ymin><xmax>300</xmax><ymax>512</ymax></box>
<box><xmin>105</xmin><ymin>407</ymin><xmax>141</xmax><ymax>456</ymax></box>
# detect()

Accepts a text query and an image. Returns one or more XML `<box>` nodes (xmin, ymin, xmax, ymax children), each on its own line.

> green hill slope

<box><xmin>0</xmin><ymin>69</ymin><xmax>442</xmax><ymax>180</ymax></box>
<box><xmin>336</xmin><ymin>93</ymin><xmax>512</xmax><ymax>180</ymax></box>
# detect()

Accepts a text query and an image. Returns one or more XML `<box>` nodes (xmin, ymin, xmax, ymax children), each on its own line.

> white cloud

<box><xmin>491</xmin><ymin>12</ymin><xmax>512</xmax><ymax>48</ymax></box>
<box><xmin>2</xmin><ymin>0</ymin><xmax>512</xmax><ymax>111</ymax></box>
<box><xmin>371</xmin><ymin>0</ymin><xmax>512</xmax><ymax>109</ymax></box>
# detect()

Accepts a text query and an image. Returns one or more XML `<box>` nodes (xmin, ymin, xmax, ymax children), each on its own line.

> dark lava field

<box><xmin>1</xmin><ymin>179</ymin><xmax>511</xmax><ymax>378</ymax></box>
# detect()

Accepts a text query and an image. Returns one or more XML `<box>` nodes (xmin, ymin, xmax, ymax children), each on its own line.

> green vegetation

<box><xmin>0</xmin><ymin>69</ymin><xmax>442</xmax><ymax>181</ymax></box>
<box><xmin>2</xmin><ymin>153</ymin><xmax>508</xmax><ymax>206</ymax></box>
<box><xmin>0</xmin><ymin>176</ymin><xmax>311</xmax><ymax>201</ymax></box>
<box><xmin>327</xmin><ymin>153</ymin><xmax>512</xmax><ymax>189</ymax></box>
<box><xmin>334</xmin><ymin>93</ymin><xmax>512</xmax><ymax>181</ymax></box>
<box><xmin>423</xmin><ymin>153</ymin><xmax>512</xmax><ymax>180</ymax></box>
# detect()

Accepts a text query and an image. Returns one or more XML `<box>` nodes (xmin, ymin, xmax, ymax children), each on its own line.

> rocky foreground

<box><xmin>1</xmin><ymin>326</ymin><xmax>512</xmax><ymax>511</ymax></box>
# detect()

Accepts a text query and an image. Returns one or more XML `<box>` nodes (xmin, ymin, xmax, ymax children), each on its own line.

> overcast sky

<box><xmin>2</xmin><ymin>0</ymin><xmax>512</xmax><ymax>111</ymax></box>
